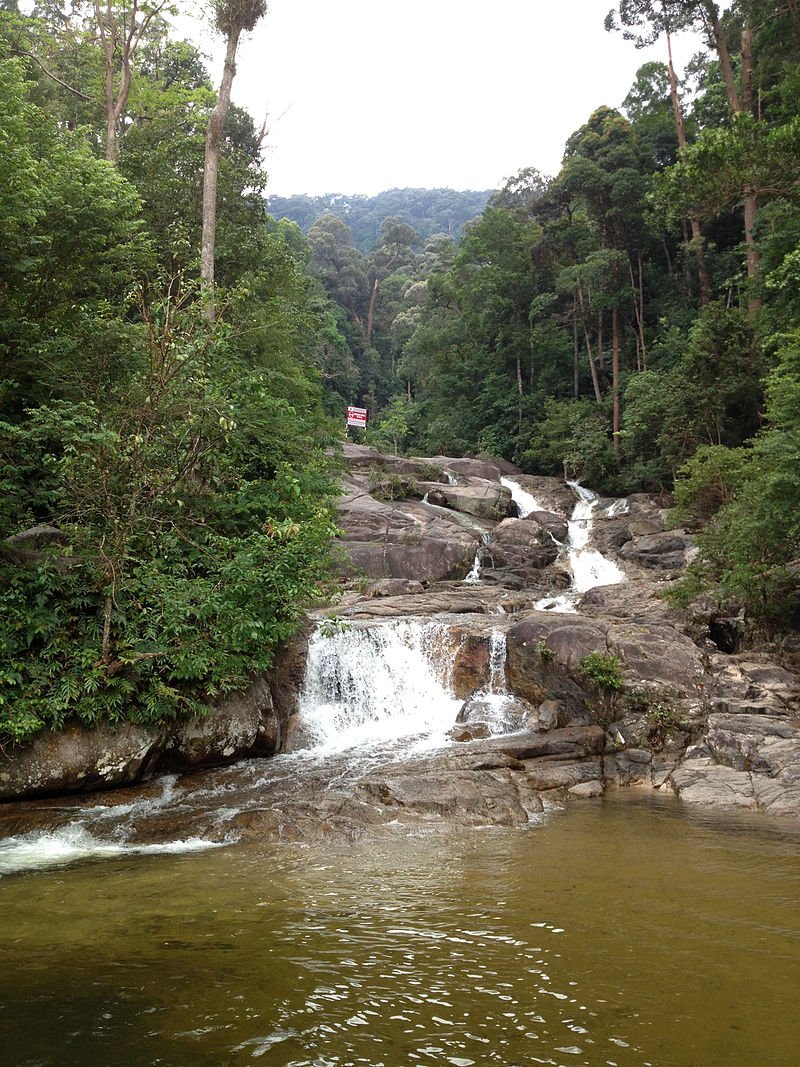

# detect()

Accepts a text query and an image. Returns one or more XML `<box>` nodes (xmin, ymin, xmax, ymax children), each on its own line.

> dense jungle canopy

<box><xmin>1</xmin><ymin>0</ymin><xmax>799</xmax><ymax>744</ymax></box>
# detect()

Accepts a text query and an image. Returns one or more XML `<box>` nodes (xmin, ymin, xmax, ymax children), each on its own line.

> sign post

<box><xmin>346</xmin><ymin>405</ymin><xmax>368</xmax><ymax>432</ymax></box>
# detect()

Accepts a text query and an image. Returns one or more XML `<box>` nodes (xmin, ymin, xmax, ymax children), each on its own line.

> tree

<box><xmin>201</xmin><ymin>0</ymin><xmax>267</xmax><ymax>317</ymax></box>
<box><xmin>93</xmin><ymin>0</ymin><xmax>171</xmax><ymax>162</ymax></box>
<box><xmin>607</xmin><ymin>1</ymin><xmax>712</xmax><ymax>301</ymax></box>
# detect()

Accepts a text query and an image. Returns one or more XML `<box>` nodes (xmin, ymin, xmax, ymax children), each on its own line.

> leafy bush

<box><xmin>578</xmin><ymin>652</ymin><xmax>625</xmax><ymax>692</ymax></box>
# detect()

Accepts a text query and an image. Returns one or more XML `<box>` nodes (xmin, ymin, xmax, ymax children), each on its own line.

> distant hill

<box><xmin>266</xmin><ymin>187</ymin><xmax>493</xmax><ymax>251</ymax></box>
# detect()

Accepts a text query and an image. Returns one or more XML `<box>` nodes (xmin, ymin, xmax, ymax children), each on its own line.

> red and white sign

<box><xmin>346</xmin><ymin>405</ymin><xmax>368</xmax><ymax>428</ymax></box>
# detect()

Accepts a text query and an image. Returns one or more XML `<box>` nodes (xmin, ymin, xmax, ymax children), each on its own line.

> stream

<box><xmin>2</xmin><ymin>479</ymin><xmax>800</xmax><ymax>1063</ymax></box>
<box><xmin>2</xmin><ymin>797</ymin><xmax>800</xmax><ymax>1065</ymax></box>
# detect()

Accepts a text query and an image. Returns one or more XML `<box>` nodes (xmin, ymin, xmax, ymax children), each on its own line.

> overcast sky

<box><xmin>185</xmin><ymin>0</ymin><xmax>706</xmax><ymax>197</ymax></box>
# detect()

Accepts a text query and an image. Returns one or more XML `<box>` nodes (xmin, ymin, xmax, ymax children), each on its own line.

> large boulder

<box><xmin>334</xmin><ymin>489</ymin><xmax>481</xmax><ymax>582</ymax></box>
<box><xmin>0</xmin><ymin>674</ymin><xmax>285</xmax><ymax>801</ymax></box>
<box><xmin>0</xmin><ymin>720</ymin><xmax>166</xmax><ymax>800</ymax></box>
<box><xmin>489</xmin><ymin>518</ymin><xmax>560</xmax><ymax>572</ymax></box>
<box><xmin>430</xmin><ymin>478</ymin><xmax>514</xmax><ymax>521</ymax></box>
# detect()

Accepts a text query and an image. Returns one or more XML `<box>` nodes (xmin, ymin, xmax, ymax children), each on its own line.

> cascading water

<box><xmin>463</xmin><ymin>532</ymin><xmax>492</xmax><ymax>584</ymax></box>
<box><xmin>501</xmin><ymin>477</ymin><xmax>625</xmax><ymax>613</ymax></box>
<box><xmin>564</xmin><ymin>483</ymin><xmax>625</xmax><ymax>594</ymax></box>
<box><xmin>500</xmin><ymin>476</ymin><xmax>541</xmax><ymax>518</ymax></box>
<box><xmin>295</xmin><ymin>619</ymin><xmax>463</xmax><ymax>756</ymax></box>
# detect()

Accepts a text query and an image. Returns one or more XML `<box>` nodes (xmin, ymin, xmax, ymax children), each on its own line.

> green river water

<box><xmin>2</xmin><ymin>793</ymin><xmax>799</xmax><ymax>1067</ymax></box>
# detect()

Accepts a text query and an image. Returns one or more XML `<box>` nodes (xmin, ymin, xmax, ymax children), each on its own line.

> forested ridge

<box><xmin>267</xmin><ymin>188</ymin><xmax>493</xmax><ymax>253</ymax></box>
<box><xmin>1</xmin><ymin>0</ymin><xmax>799</xmax><ymax>745</ymax></box>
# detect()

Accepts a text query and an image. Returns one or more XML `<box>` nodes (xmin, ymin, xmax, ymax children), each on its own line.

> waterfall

<box><xmin>534</xmin><ymin>483</ymin><xmax>625</xmax><ymax>613</ymax></box>
<box><xmin>462</xmin><ymin>532</ymin><xmax>492</xmax><ymax>585</ymax></box>
<box><xmin>564</xmin><ymin>483</ymin><xmax>625</xmax><ymax>594</ymax></box>
<box><xmin>499</xmin><ymin>478</ymin><xmax>625</xmax><ymax>612</ymax></box>
<box><xmin>295</xmin><ymin>620</ymin><xmax>462</xmax><ymax>755</ymax></box>
<box><xmin>500</xmin><ymin>476</ymin><xmax>541</xmax><ymax>518</ymax></box>
<box><xmin>459</xmin><ymin>631</ymin><xmax>524</xmax><ymax>734</ymax></box>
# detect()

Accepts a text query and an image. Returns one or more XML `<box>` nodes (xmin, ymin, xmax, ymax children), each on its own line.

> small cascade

<box><xmin>460</xmin><ymin>631</ymin><xmax>522</xmax><ymax>734</ymax></box>
<box><xmin>295</xmin><ymin>619</ymin><xmax>462</xmax><ymax>755</ymax></box>
<box><xmin>535</xmin><ymin>482</ymin><xmax>625</xmax><ymax>613</ymax></box>
<box><xmin>462</xmin><ymin>532</ymin><xmax>492</xmax><ymax>585</ymax></box>
<box><xmin>443</xmin><ymin>471</ymin><xmax>458</xmax><ymax>485</ymax></box>
<box><xmin>500</xmin><ymin>476</ymin><xmax>542</xmax><ymax>518</ymax></box>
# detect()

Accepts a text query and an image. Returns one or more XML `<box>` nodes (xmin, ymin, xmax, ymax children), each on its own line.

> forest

<box><xmin>267</xmin><ymin>188</ymin><xmax>493</xmax><ymax>253</ymax></box>
<box><xmin>1</xmin><ymin>0</ymin><xmax>798</xmax><ymax>746</ymax></box>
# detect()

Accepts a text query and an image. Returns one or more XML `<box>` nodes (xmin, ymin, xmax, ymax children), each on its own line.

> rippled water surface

<box><xmin>2</xmin><ymin>794</ymin><xmax>800</xmax><ymax>1066</ymax></box>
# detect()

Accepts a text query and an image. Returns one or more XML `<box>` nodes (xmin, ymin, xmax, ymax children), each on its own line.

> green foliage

<box><xmin>269</xmin><ymin>188</ymin><xmax>492</xmax><ymax>252</ymax></box>
<box><xmin>578</xmin><ymin>652</ymin><xmax>626</xmax><ymax>693</ymax></box>
<box><xmin>536</xmin><ymin>638</ymin><xmax>556</xmax><ymax>662</ymax></box>
<box><xmin>624</xmin><ymin>686</ymin><xmax>690</xmax><ymax>749</ymax></box>
<box><xmin>0</xmin><ymin>283</ymin><xmax>338</xmax><ymax>744</ymax></box>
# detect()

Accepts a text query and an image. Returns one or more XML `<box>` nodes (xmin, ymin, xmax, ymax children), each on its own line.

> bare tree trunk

<box><xmin>201</xmin><ymin>30</ymin><xmax>241</xmax><ymax>319</ymax></box>
<box><xmin>704</xmin><ymin>1</ymin><xmax>741</xmax><ymax>112</ymax></box>
<box><xmin>573</xmin><ymin>304</ymin><xmax>580</xmax><ymax>398</ymax></box>
<box><xmin>366</xmin><ymin>277</ymin><xmax>380</xmax><ymax>346</ymax></box>
<box><xmin>665</xmin><ymin>18</ymin><xmax>711</xmax><ymax>303</ymax></box>
<box><xmin>628</xmin><ymin>255</ymin><xmax>648</xmax><ymax>370</ymax></box>
<box><xmin>94</xmin><ymin>0</ymin><xmax>166</xmax><ymax>163</ymax></box>
<box><xmin>612</xmin><ymin>305</ymin><xmax>620</xmax><ymax>460</ymax></box>
<box><xmin>576</xmin><ymin>282</ymin><xmax>602</xmax><ymax>405</ymax></box>
<box><xmin>597</xmin><ymin>312</ymin><xmax>604</xmax><ymax>370</ymax></box>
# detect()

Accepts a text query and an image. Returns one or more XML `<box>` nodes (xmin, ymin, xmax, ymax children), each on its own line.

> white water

<box><xmin>501</xmin><ymin>477</ymin><xmax>625</xmax><ymax>612</ymax></box>
<box><xmin>565</xmin><ymin>483</ymin><xmax>625</xmax><ymax>594</ymax></box>
<box><xmin>500</xmin><ymin>476</ymin><xmax>541</xmax><ymax>518</ymax></box>
<box><xmin>0</xmin><ymin>824</ymin><xmax>220</xmax><ymax>877</ymax></box>
<box><xmin>296</xmin><ymin>619</ymin><xmax>463</xmax><ymax>755</ymax></box>
<box><xmin>470</xmin><ymin>631</ymin><xmax>520</xmax><ymax>732</ymax></box>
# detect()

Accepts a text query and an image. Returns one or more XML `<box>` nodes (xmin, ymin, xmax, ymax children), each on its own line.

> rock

<box><xmin>507</xmin><ymin>475</ymin><xmax>576</xmax><ymax>517</ymax></box>
<box><xmin>449</xmin><ymin>723</ymin><xmax>492</xmax><ymax>741</ymax></box>
<box><xmin>0</xmin><ymin>669</ymin><xmax>290</xmax><ymax>800</ymax></box>
<box><xmin>606</xmin><ymin>621</ymin><xmax>706</xmax><ymax>694</ymax></box>
<box><xmin>429</xmin><ymin>456</ymin><xmax>505</xmax><ymax>482</ymax></box>
<box><xmin>618</xmin><ymin>530</ymin><xmax>695</xmax><ymax>570</ymax></box>
<box><xmin>0</xmin><ymin>720</ymin><xmax>166</xmax><ymax>800</ymax></box>
<box><xmin>489</xmin><ymin>519</ymin><xmax>559</xmax><ymax>571</ymax></box>
<box><xmin>431</xmin><ymin>479</ymin><xmax>513</xmax><ymax>520</ymax></box>
<box><xmin>367</xmin><ymin>578</ymin><xmax>425</xmax><ymax>597</ymax></box>
<box><xmin>456</xmin><ymin>695</ymin><xmax>534</xmax><ymax>734</ymax></box>
<box><xmin>334</xmin><ymin>490</ymin><xmax>481</xmax><ymax>582</ymax></box>
<box><xmin>527</xmin><ymin>510</ymin><xmax>569</xmax><ymax>542</ymax></box>
<box><xmin>166</xmin><ymin>676</ymin><xmax>271</xmax><ymax>769</ymax></box>
<box><xmin>569</xmin><ymin>779</ymin><xmax>605</xmax><ymax>798</ymax></box>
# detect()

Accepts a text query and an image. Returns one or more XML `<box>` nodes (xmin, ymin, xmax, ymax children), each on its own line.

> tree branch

<box><xmin>11</xmin><ymin>48</ymin><xmax>94</xmax><ymax>102</ymax></box>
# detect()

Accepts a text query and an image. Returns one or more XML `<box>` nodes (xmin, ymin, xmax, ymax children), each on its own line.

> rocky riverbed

<box><xmin>2</xmin><ymin>444</ymin><xmax>800</xmax><ymax>857</ymax></box>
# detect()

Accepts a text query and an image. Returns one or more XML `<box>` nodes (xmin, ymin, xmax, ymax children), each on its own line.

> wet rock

<box><xmin>431</xmin><ymin>479</ymin><xmax>514</xmax><ymax>521</ymax></box>
<box><xmin>507</xmin><ymin>475</ymin><xmax>576</xmax><ymax>517</ymax></box>
<box><xmin>449</xmin><ymin>723</ymin><xmax>492</xmax><ymax>742</ymax></box>
<box><xmin>618</xmin><ymin>530</ymin><xmax>695</xmax><ymax>571</ymax></box>
<box><xmin>489</xmin><ymin>519</ymin><xmax>559</xmax><ymax>571</ymax></box>
<box><xmin>527</xmin><ymin>510</ymin><xmax>569</xmax><ymax>542</ymax></box>
<box><xmin>367</xmin><ymin>578</ymin><xmax>426</xmax><ymax>597</ymax></box>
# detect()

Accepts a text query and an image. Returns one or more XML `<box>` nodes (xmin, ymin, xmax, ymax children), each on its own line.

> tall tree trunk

<box><xmin>703</xmin><ymin>5</ymin><xmax>760</xmax><ymax>310</ymax></box>
<box><xmin>576</xmin><ymin>282</ymin><xmax>602</xmax><ymax>405</ymax></box>
<box><xmin>94</xmin><ymin>0</ymin><xmax>166</xmax><ymax>163</ymax></box>
<box><xmin>573</xmin><ymin>304</ymin><xmax>580</xmax><ymax>399</ymax></box>
<box><xmin>665</xmin><ymin>18</ymin><xmax>711</xmax><ymax>303</ymax></box>
<box><xmin>704</xmin><ymin>1</ymin><xmax>741</xmax><ymax>112</ymax></box>
<box><xmin>628</xmin><ymin>255</ymin><xmax>648</xmax><ymax>371</ymax></box>
<box><xmin>201</xmin><ymin>29</ymin><xmax>241</xmax><ymax>319</ymax></box>
<box><xmin>366</xmin><ymin>277</ymin><xmax>380</xmax><ymax>346</ymax></box>
<box><xmin>612</xmin><ymin>305</ymin><xmax>620</xmax><ymax>460</ymax></box>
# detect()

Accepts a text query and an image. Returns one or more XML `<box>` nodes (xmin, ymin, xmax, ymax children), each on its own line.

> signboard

<box><xmin>346</xmin><ymin>405</ymin><xmax>368</xmax><ymax>428</ymax></box>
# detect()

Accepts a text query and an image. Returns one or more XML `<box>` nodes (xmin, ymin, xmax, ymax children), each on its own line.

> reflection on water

<box><xmin>1</xmin><ymin>794</ymin><xmax>800</xmax><ymax>1066</ymax></box>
